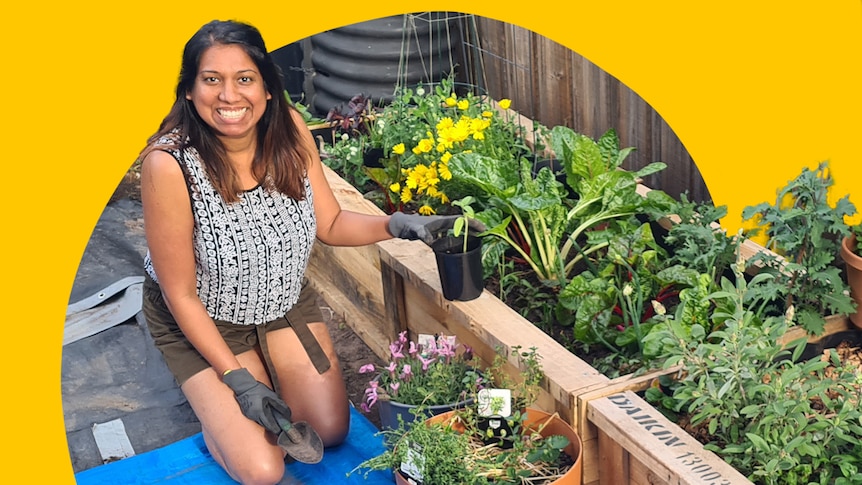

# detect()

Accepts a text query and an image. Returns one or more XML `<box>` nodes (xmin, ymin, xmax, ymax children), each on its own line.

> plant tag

<box><xmin>399</xmin><ymin>440</ymin><xmax>425</xmax><ymax>484</ymax></box>
<box><xmin>417</xmin><ymin>334</ymin><xmax>456</xmax><ymax>354</ymax></box>
<box><xmin>417</xmin><ymin>334</ymin><xmax>435</xmax><ymax>349</ymax></box>
<box><xmin>477</xmin><ymin>388</ymin><xmax>512</xmax><ymax>417</ymax></box>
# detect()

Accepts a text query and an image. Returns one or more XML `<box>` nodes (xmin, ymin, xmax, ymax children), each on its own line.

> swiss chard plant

<box><xmin>448</xmin><ymin>126</ymin><xmax>674</xmax><ymax>289</ymax></box>
<box><xmin>555</xmin><ymin>221</ymin><xmax>700</xmax><ymax>375</ymax></box>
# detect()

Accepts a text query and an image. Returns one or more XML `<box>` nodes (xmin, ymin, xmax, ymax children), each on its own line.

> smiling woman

<box><xmin>186</xmin><ymin>44</ymin><xmax>272</xmax><ymax>146</ymax></box>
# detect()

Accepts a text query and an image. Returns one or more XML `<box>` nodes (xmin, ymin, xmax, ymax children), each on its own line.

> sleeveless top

<box><xmin>143</xmin><ymin>142</ymin><xmax>317</xmax><ymax>325</ymax></box>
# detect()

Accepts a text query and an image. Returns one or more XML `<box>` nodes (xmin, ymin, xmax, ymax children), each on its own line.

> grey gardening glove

<box><xmin>388</xmin><ymin>211</ymin><xmax>486</xmax><ymax>245</ymax></box>
<box><xmin>222</xmin><ymin>368</ymin><xmax>291</xmax><ymax>435</ymax></box>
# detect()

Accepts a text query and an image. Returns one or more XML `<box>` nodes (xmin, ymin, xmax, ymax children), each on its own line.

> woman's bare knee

<box><xmin>227</xmin><ymin>457</ymin><xmax>285</xmax><ymax>485</ymax></box>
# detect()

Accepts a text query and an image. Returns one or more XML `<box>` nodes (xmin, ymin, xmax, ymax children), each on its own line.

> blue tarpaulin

<box><xmin>74</xmin><ymin>406</ymin><xmax>394</xmax><ymax>484</ymax></box>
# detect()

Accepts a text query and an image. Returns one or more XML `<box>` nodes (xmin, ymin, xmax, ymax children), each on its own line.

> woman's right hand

<box><xmin>222</xmin><ymin>368</ymin><xmax>292</xmax><ymax>435</ymax></box>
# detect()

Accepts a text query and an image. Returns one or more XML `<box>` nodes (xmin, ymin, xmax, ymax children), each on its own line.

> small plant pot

<box><xmin>377</xmin><ymin>397</ymin><xmax>473</xmax><ymax>432</ymax></box>
<box><xmin>840</xmin><ymin>235</ymin><xmax>862</xmax><ymax>328</ymax></box>
<box><xmin>363</xmin><ymin>147</ymin><xmax>385</xmax><ymax>168</ymax></box>
<box><xmin>431</xmin><ymin>235</ymin><xmax>484</xmax><ymax>301</ymax></box>
<box><xmin>476</xmin><ymin>415</ymin><xmax>515</xmax><ymax>449</ymax></box>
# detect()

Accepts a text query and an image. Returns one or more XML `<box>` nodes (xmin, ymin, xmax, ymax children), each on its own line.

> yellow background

<box><xmin>1</xmin><ymin>0</ymin><xmax>859</xmax><ymax>482</ymax></box>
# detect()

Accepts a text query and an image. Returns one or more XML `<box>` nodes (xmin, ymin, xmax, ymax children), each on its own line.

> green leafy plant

<box><xmin>449</xmin><ymin>126</ymin><xmax>674</xmax><ymax>288</ymax></box>
<box><xmin>556</xmin><ymin>221</ymin><xmax>699</xmax><ymax>375</ymax></box>
<box><xmin>451</xmin><ymin>196</ymin><xmax>479</xmax><ymax>253</ymax></box>
<box><xmin>351</xmin><ymin>346</ymin><xmax>577</xmax><ymax>484</ymax></box>
<box><xmin>645</xmin><ymin>255</ymin><xmax>862</xmax><ymax>485</ymax></box>
<box><xmin>741</xmin><ymin>160</ymin><xmax>857</xmax><ymax>334</ymax></box>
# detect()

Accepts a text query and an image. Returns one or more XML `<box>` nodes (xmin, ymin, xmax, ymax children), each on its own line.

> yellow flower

<box><xmin>416</xmin><ymin>138</ymin><xmax>434</xmax><ymax>153</ymax></box>
<box><xmin>436</xmin><ymin>117</ymin><xmax>454</xmax><ymax>130</ymax></box>
<box><xmin>419</xmin><ymin>205</ymin><xmax>436</xmax><ymax>215</ymax></box>
<box><xmin>498</xmin><ymin>99</ymin><xmax>511</xmax><ymax>110</ymax></box>
<box><xmin>440</xmin><ymin>152</ymin><xmax>452</xmax><ymax>164</ymax></box>
<box><xmin>400</xmin><ymin>188</ymin><xmax>413</xmax><ymax>204</ymax></box>
<box><xmin>405</xmin><ymin>171</ymin><xmax>420</xmax><ymax>189</ymax></box>
<box><xmin>445</xmin><ymin>97</ymin><xmax>457</xmax><ymax>107</ymax></box>
<box><xmin>482</xmin><ymin>110</ymin><xmax>493</xmax><ymax>118</ymax></box>
<box><xmin>389</xmin><ymin>182</ymin><xmax>401</xmax><ymax>193</ymax></box>
<box><xmin>392</xmin><ymin>143</ymin><xmax>405</xmax><ymax>155</ymax></box>
<box><xmin>457</xmin><ymin>99</ymin><xmax>469</xmax><ymax>110</ymax></box>
<box><xmin>438</xmin><ymin>163</ymin><xmax>452</xmax><ymax>181</ymax></box>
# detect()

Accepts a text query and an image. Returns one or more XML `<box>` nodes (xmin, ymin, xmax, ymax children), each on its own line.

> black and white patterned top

<box><xmin>144</xmin><ymin>144</ymin><xmax>316</xmax><ymax>325</ymax></box>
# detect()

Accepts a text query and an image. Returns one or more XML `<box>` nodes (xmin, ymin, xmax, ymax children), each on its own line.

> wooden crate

<box><xmin>587</xmin><ymin>391</ymin><xmax>753</xmax><ymax>485</ymax></box>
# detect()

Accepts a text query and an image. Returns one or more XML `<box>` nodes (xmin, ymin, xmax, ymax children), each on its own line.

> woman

<box><xmin>140</xmin><ymin>19</ymin><xmax>466</xmax><ymax>485</ymax></box>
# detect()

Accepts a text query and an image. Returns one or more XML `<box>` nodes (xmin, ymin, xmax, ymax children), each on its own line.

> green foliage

<box><xmin>556</xmin><ymin>221</ymin><xmax>699</xmax><ymax>373</ymax></box>
<box><xmin>663</xmin><ymin>193</ymin><xmax>737</xmax><ymax>284</ymax></box>
<box><xmin>645</xmin><ymin>260</ymin><xmax>862</xmax><ymax>484</ymax></box>
<box><xmin>351</xmin><ymin>346</ymin><xmax>575</xmax><ymax>484</ymax></box>
<box><xmin>449</xmin><ymin>126</ymin><xmax>674</xmax><ymax>288</ymax></box>
<box><xmin>452</xmin><ymin>196</ymin><xmax>479</xmax><ymax>253</ymax></box>
<box><xmin>741</xmin><ymin>161</ymin><xmax>857</xmax><ymax>334</ymax></box>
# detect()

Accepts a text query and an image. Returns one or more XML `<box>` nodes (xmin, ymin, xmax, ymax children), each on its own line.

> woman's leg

<box><xmin>181</xmin><ymin>350</ymin><xmax>286</xmax><ymax>485</ymax></box>
<box><xmin>267</xmin><ymin>321</ymin><xmax>350</xmax><ymax>446</ymax></box>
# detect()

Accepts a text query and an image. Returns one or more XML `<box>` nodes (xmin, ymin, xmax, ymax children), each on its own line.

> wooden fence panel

<box><xmin>468</xmin><ymin>16</ymin><xmax>710</xmax><ymax>202</ymax></box>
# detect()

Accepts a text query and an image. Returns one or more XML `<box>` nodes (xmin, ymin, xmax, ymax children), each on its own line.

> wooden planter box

<box><xmin>305</xmin><ymin>164</ymin><xmax>392</xmax><ymax>359</ymax></box>
<box><xmin>312</xmin><ymin>133</ymin><xmax>855</xmax><ymax>485</ymax></box>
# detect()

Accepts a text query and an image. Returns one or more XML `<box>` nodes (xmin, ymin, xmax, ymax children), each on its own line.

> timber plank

<box><xmin>588</xmin><ymin>391</ymin><xmax>752</xmax><ymax>485</ymax></box>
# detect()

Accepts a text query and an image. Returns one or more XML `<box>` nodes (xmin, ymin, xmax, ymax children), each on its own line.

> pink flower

<box><xmin>408</xmin><ymin>341</ymin><xmax>419</xmax><ymax>356</ymax></box>
<box><xmin>389</xmin><ymin>382</ymin><xmax>400</xmax><ymax>395</ymax></box>
<box><xmin>389</xmin><ymin>341</ymin><xmax>404</xmax><ymax>359</ymax></box>
<box><xmin>401</xmin><ymin>364</ymin><xmax>413</xmax><ymax>379</ymax></box>
<box><xmin>358</xmin><ymin>364</ymin><xmax>376</xmax><ymax>374</ymax></box>
<box><xmin>419</xmin><ymin>354</ymin><xmax>437</xmax><ymax>371</ymax></box>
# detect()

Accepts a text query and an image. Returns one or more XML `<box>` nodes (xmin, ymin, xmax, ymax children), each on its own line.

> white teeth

<box><xmin>218</xmin><ymin>108</ymin><xmax>247</xmax><ymax>119</ymax></box>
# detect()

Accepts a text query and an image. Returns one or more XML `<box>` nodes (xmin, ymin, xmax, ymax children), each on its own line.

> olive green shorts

<box><xmin>142</xmin><ymin>274</ymin><xmax>325</xmax><ymax>386</ymax></box>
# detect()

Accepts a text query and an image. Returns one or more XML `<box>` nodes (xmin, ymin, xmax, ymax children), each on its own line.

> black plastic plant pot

<box><xmin>431</xmin><ymin>235</ymin><xmax>484</xmax><ymax>301</ymax></box>
<box><xmin>477</xmin><ymin>415</ymin><xmax>515</xmax><ymax>449</ymax></box>
<box><xmin>363</xmin><ymin>147</ymin><xmax>385</xmax><ymax>168</ymax></box>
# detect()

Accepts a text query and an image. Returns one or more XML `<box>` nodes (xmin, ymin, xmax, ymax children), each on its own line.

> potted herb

<box><xmin>351</xmin><ymin>347</ymin><xmax>583</xmax><ymax>484</ymax></box>
<box><xmin>358</xmin><ymin>332</ymin><xmax>486</xmax><ymax>430</ymax></box>
<box><xmin>741</xmin><ymin>160</ymin><xmax>857</xmax><ymax>334</ymax></box>
<box><xmin>431</xmin><ymin>196</ymin><xmax>486</xmax><ymax>301</ymax></box>
<box><xmin>840</xmin><ymin>224</ymin><xmax>862</xmax><ymax>328</ymax></box>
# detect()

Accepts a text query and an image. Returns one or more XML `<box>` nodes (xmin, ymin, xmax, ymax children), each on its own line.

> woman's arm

<box><xmin>140</xmin><ymin>149</ymin><xmax>241</xmax><ymax>375</ymax></box>
<box><xmin>296</xmin><ymin>110</ymin><xmax>396</xmax><ymax>247</ymax></box>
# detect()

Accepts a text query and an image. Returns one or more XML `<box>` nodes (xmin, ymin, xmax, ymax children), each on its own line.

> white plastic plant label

<box><xmin>477</xmin><ymin>388</ymin><xmax>512</xmax><ymax>417</ymax></box>
<box><xmin>399</xmin><ymin>440</ymin><xmax>425</xmax><ymax>484</ymax></box>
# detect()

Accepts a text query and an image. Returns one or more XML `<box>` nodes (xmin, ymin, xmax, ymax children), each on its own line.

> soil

<box><xmin>317</xmin><ymin>296</ymin><xmax>386</xmax><ymax>429</ymax></box>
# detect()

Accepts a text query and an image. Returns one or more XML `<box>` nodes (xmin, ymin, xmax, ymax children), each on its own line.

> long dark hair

<box><xmin>140</xmin><ymin>19</ymin><xmax>311</xmax><ymax>202</ymax></box>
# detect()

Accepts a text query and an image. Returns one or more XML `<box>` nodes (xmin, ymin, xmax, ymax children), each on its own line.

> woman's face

<box><xmin>186</xmin><ymin>44</ymin><xmax>271</xmax><ymax>142</ymax></box>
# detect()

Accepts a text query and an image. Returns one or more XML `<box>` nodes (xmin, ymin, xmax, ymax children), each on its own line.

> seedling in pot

<box><xmin>451</xmin><ymin>196</ymin><xmax>479</xmax><ymax>253</ymax></box>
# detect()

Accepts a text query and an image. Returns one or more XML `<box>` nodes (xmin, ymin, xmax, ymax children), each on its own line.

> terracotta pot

<box><xmin>395</xmin><ymin>408</ymin><xmax>583</xmax><ymax>484</ymax></box>
<box><xmin>840</xmin><ymin>235</ymin><xmax>862</xmax><ymax>328</ymax></box>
